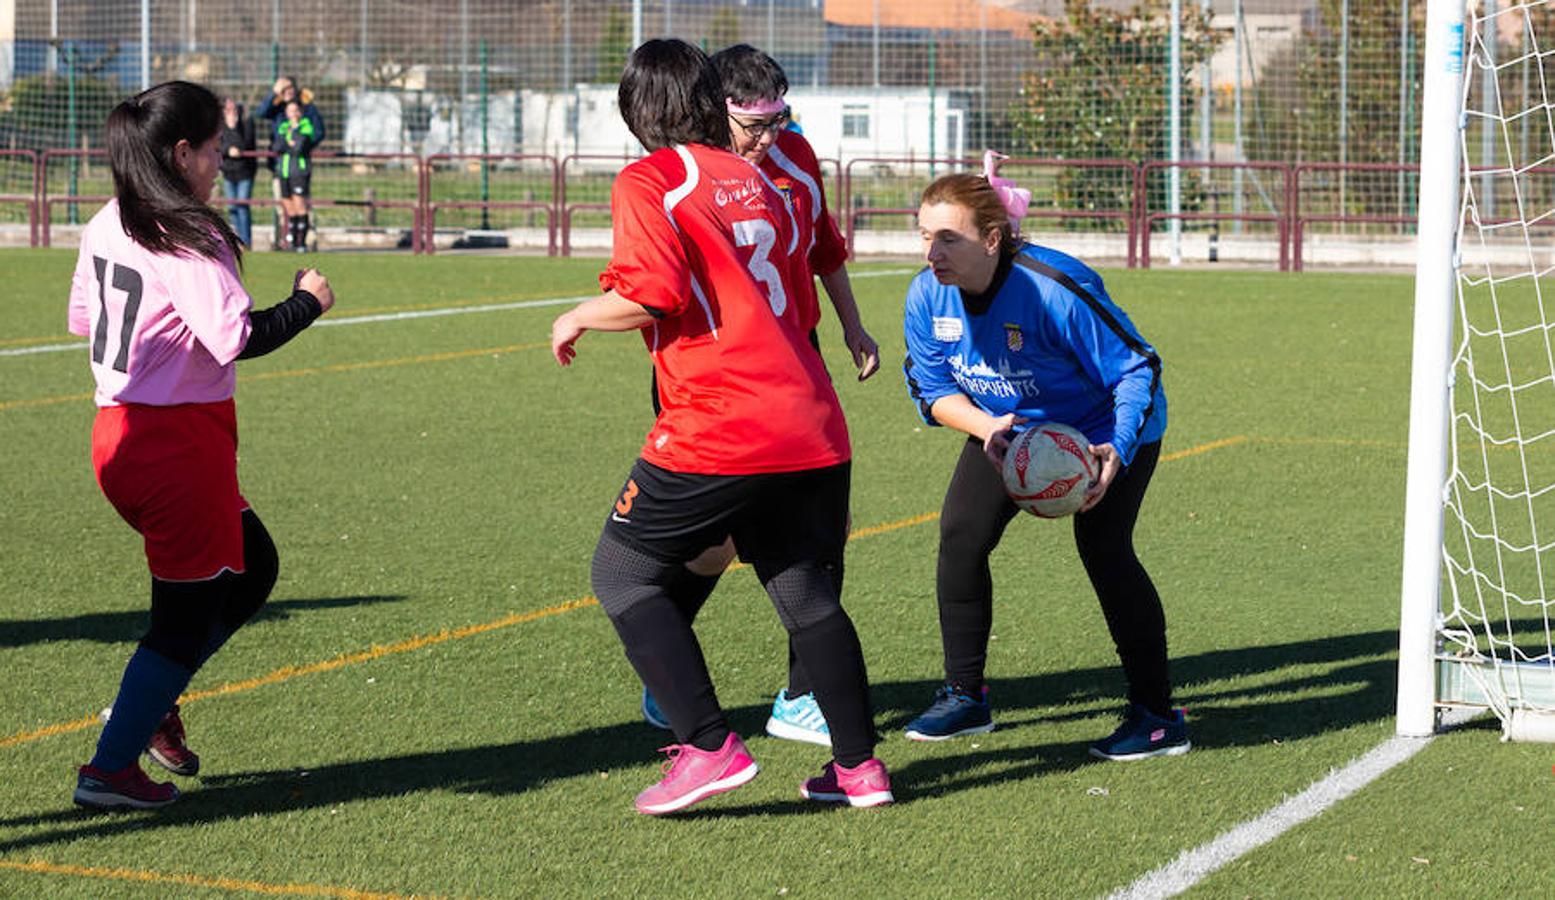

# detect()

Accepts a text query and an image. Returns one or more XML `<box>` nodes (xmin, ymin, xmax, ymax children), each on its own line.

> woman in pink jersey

<box><xmin>66</xmin><ymin>81</ymin><xmax>336</xmax><ymax>811</ymax></box>
<box><xmin>550</xmin><ymin>39</ymin><xmax>891</xmax><ymax>815</ymax></box>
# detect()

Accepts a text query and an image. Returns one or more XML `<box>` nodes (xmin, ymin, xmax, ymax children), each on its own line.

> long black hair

<box><xmin>106</xmin><ymin>80</ymin><xmax>242</xmax><ymax>265</ymax></box>
<box><xmin>617</xmin><ymin>39</ymin><xmax>730</xmax><ymax>152</ymax></box>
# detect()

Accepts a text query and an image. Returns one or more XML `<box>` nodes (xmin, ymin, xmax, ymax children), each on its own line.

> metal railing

<box><xmin>558</xmin><ymin>153</ymin><xmax>640</xmax><ymax>257</ymax></box>
<box><xmin>1290</xmin><ymin>161</ymin><xmax>1421</xmax><ymax>272</ymax></box>
<box><xmin>38</xmin><ymin>149</ymin><xmax>110</xmax><ymax>248</ymax></box>
<box><xmin>842</xmin><ymin>156</ymin><xmax>1142</xmax><ymax>266</ymax></box>
<box><xmin>19</xmin><ymin>151</ymin><xmax>1440</xmax><ymax>270</ymax></box>
<box><xmin>422</xmin><ymin>154</ymin><xmax>560</xmax><ymax>256</ymax></box>
<box><xmin>0</xmin><ymin>150</ymin><xmax>40</xmax><ymax>247</ymax></box>
<box><xmin>1138</xmin><ymin>160</ymin><xmax>1293</xmax><ymax>272</ymax></box>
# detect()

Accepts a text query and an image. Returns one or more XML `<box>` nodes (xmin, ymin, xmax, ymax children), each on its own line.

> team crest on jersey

<box><xmin>1004</xmin><ymin>323</ymin><xmax>1023</xmax><ymax>352</ymax></box>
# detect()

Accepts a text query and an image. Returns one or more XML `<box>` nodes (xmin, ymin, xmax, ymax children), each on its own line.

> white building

<box><xmin>344</xmin><ymin>88</ymin><xmax>519</xmax><ymax>157</ymax></box>
<box><xmin>520</xmin><ymin>84</ymin><xmax>970</xmax><ymax>172</ymax></box>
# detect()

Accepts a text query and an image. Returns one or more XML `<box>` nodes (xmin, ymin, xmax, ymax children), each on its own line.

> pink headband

<box><xmin>727</xmin><ymin>97</ymin><xmax>788</xmax><ymax>117</ymax></box>
<box><xmin>983</xmin><ymin>150</ymin><xmax>1031</xmax><ymax>234</ymax></box>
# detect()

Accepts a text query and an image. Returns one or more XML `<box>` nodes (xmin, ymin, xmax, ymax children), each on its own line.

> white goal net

<box><xmin>1406</xmin><ymin>0</ymin><xmax>1555</xmax><ymax>740</ymax></box>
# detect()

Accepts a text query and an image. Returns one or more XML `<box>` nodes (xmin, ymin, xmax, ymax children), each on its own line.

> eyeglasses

<box><xmin>731</xmin><ymin>108</ymin><xmax>791</xmax><ymax>140</ymax></box>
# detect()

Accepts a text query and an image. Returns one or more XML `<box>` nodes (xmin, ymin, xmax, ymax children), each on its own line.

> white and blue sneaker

<box><xmin>641</xmin><ymin>687</ymin><xmax>671</xmax><ymax>731</ymax></box>
<box><xmin>765</xmin><ymin>689</ymin><xmax>832</xmax><ymax>746</ymax></box>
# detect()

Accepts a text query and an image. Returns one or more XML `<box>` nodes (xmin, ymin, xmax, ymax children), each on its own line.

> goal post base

<box><xmin>1507</xmin><ymin>709</ymin><xmax>1555</xmax><ymax>743</ymax></box>
<box><xmin>1436</xmin><ymin>658</ymin><xmax>1555</xmax><ymax>742</ymax></box>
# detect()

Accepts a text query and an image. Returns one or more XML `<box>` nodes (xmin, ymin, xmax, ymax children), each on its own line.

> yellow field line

<box><xmin>0</xmin><ymin>858</ymin><xmax>449</xmax><ymax>900</ymax></box>
<box><xmin>0</xmin><ymin>435</ymin><xmax>1250</xmax><ymax>751</ymax></box>
<box><xmin>851</xmin><ymin>511</ymin><xmax>941</xmax><ymax>538</ymax></box>
<box><xmin>242</xmin><ymin>342</ymin><xmax>549</xmax><ymax>383</ymax></box>
<box><xmin>1163</xmin><ymin>434</ymin><xmax>1249</xmax><ymax>461</ymax></box>
<box><xmin>0</xmin><ymin>598</ymin><xmax>598</xmax><ymax>750</ymax></box>
<box><xmin>1257</xmin><ymin>434</ymin><xmax>1401</xmax><ymax>451</ymax></box>
<box><xmin>0</xmin><ymin>342</ymin><xmax>549</xmax><ymax>413</ymax></box>
<box><xmin>0</xmin><ymin>391</ymin><xmax>93</xmax><ymax>412</ymax></box>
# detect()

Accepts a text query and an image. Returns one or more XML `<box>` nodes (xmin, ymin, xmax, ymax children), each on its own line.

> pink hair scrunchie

<box><xmin>983</xmin><ymin>150</ymin><xmax>1031</xmax><ymax>234</ymax></box>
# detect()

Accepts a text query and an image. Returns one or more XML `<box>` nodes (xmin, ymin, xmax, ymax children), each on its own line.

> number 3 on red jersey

<box><xmin>732</xmin><ymin>218</ymin><xmax>788</xmax><ymax>317</ymax></box>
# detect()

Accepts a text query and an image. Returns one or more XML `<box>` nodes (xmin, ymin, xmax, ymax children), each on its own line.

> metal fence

<box><xmin>0</xmin><ymin>1</ymin><xmax>1518</xmax><ymax>264</ymax></box>
<box><xmin>7</xmin><ymin>149</ymin><xmax>1468</xmax><ymax>269</ymax></box>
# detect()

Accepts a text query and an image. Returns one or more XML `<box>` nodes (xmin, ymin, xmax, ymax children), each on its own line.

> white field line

<box><xmin>0</xmin><ymin>269</ymin><xmax>917</xmax><ymax>358</ymax></box>
<box><xmin>0</xmin><ymin>341</ymin><xmax>81</xmax><ymax>357</ymax></box>
<box><xmin>1107</xmin><ymin>709</ymin><xmax>1480</xmax><ymax>900</ymax></box>
<box><xmin>312</xmin><ymin>295</ymin><xmax>594</xmax><ymax>327</ymax></box>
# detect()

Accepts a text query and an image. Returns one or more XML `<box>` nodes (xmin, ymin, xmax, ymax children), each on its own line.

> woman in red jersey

<box><xmin>633</xmin><ymin>43</ymin><xmax>882</xmax><ymax>749</ymax></box>
<box><xmin>550</xmin><ymin>39</ymin><xmax>891</xmax><ymax>815</ymax></box>
<box><xmin>66</xmin><ymin>81</ymin><xmax>335</xmax><ymax>811</ymax></box>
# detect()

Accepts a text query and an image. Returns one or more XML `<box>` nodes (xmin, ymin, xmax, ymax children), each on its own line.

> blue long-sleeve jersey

<box><xmin>902</xmin><ymin>243</ymin><xmax>1166</xmax><ymax>466</ymax></box>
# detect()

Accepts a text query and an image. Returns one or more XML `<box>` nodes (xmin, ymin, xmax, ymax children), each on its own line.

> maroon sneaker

<box><xmin>74</xmin><ymin>762</ymin><xmax>179</xmax><ymax>810</ymax></box>
<box><xmin>146</xmin><ymin>705</ymin><xmax>200</xmax><ymax>776</ymax></box>
<box><xmin>800</xmin><ymin>757</ymin><xmax>894</xmax><ymax>808</ymax></box>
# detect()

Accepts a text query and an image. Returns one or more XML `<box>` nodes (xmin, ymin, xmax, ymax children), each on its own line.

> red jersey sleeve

<box><xmin>809</xmin><ymin>203</ymin><xmax>849</xmax><ymax>279</ymax></box>
<box><xmin>598</xmin><ymin>160</ymin><xmax>690</xmax><ymax>316</ymax></box>
<box><xmin>769</xmin><ymin>131</ymin><xmax>849</xmax><ymax>278</ymax></box>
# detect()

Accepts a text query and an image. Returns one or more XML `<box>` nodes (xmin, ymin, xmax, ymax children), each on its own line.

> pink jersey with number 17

<box><xmin>67</xmin><ymin>198</ymin><xmax>253</xmax><ymax>408</ymax></box>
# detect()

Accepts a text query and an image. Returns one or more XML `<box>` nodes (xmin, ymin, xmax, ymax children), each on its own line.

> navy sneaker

<box><xmin>1088</xmin><ymin>704</ymin><xmax>1190</xmax><ymax>761</ymax></box>
<box><xmin>641</xmin><ymin>687</ymin><xmax>671</xmax><ymax>731</ymax></box>
<box><xmin>904</xmin><ymin>685</ymin><xmax>994</xmax><ymax>741</ymax></box>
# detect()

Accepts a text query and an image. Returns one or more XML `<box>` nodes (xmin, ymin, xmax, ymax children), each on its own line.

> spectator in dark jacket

<box><xmin>254</xmin><ymin>76</ymin><xmax>325</xmax><ymax>148</ymax></box>
<box><xmin>219</xmin><ymin>98</ymin><xmax>257</xmax><ymax>246</ymax></box>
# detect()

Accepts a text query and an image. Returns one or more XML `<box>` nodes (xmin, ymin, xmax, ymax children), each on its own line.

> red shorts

<box><xmin>92</xmin><ymin>399</ymin><xmax>248</xmax><ymax>581</ymax></box>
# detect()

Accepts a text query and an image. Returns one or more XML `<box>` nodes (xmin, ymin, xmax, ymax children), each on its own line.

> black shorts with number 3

<box><xmin>603</xmin><ymin>458</ymin><xmax>850</xmax><ymax>570</ymax></box>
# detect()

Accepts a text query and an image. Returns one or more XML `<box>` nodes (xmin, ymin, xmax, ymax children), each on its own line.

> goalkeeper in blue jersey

<box><xmin>900</xmin><ymin>152</ymin><xmax>1187</xmax><ymax>761</ymax></box>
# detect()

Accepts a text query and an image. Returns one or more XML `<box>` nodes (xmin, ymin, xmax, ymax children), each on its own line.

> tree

<box><xmin>1246</xmin><ymin>3</ymin><xmax>1420</xmax><ymax>169</ymax></box>
<box><xmin>596</xmin><ymin>6</ymin><xmax>633</xmax><ymax>83</ymax></box>
<box><xmin>706</xmin><ymin>7</ymin><xmax>742</xmax><ymax>54</ymax></box>
<box><xmin>1009</xmin><ymin>0</ymin><xmax>1219</xmax><ymax>222</ymax></box>
<box><xmin>0</xmin><ymin>69</ymin><xmax>124</xmax><ymax>151</ymax></box>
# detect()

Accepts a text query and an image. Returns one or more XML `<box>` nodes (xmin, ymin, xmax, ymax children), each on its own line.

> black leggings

<box><xmin>935</xmin><ymin>437</ymin><xmax>1171</xmax><ymax>714</ymax></box>
<box><xmin>143</xmin><ymin>509</ymin><xmax>279</xmax><ymax>671</ymax></box>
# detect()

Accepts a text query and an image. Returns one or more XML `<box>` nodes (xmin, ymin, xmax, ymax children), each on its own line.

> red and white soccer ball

<box><xmin>1002</xmin><ymin>422</ymin><xmax>1096</xmax><ymax>518</ymax></box>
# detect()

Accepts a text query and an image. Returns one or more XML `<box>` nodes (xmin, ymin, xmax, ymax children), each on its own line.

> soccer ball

<box><xmin>1002</xmin><ymin>422</ymin><xmax>1096</xmax><ymax>518</ymax></box>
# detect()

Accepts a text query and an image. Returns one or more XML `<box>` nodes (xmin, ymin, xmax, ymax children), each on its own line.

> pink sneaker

<box><xmin>800</xmin><ymin>757</ymin><xmax>894</xmax><ymax>808</ymax></box>
<box><xmin>74</xmin><ymin>762</ymin><xmax>179</xmax><ymax>811</ymax></box>
<box><xmin>634</xmin><ymin>733</ymin><xmax>759</xmax><ymax>815</ymax></box>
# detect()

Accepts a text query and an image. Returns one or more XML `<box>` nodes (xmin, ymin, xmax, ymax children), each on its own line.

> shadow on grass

<box><xmin>0</xmin><ymin>628</ymin><xmax>1400</xmax><ymax>846</ymax></box>
<box><xmin>859</xmin><ymin>627</ymin><xmax>1402</xmax><ymax>805</ymax></box>
<box><xmin>0</xmin><ymin>717</ymin><xmax>727</xmax><ymax>851</ymax></box>
<box><xmin>0</xmin><ymin>595</ymin><xmax>407</xmax><ymax>650</ymax></box>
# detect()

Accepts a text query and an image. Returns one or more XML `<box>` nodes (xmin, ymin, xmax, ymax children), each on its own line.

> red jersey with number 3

<box><xmin>599</xmin><ymin>142</ymin><xmax>850</xmax><ymax>475</ymax></box>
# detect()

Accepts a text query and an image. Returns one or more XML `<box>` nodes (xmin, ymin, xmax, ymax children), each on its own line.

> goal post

<box><xmin>1398</xmin><ymin>0</ymin><xmax>1555</xmax><ymax>741</ymax></box>
<box><xmin>1396</xmin><ymin>0</ymin><xmax>1467</xmax><ymax>738</ymax></box>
